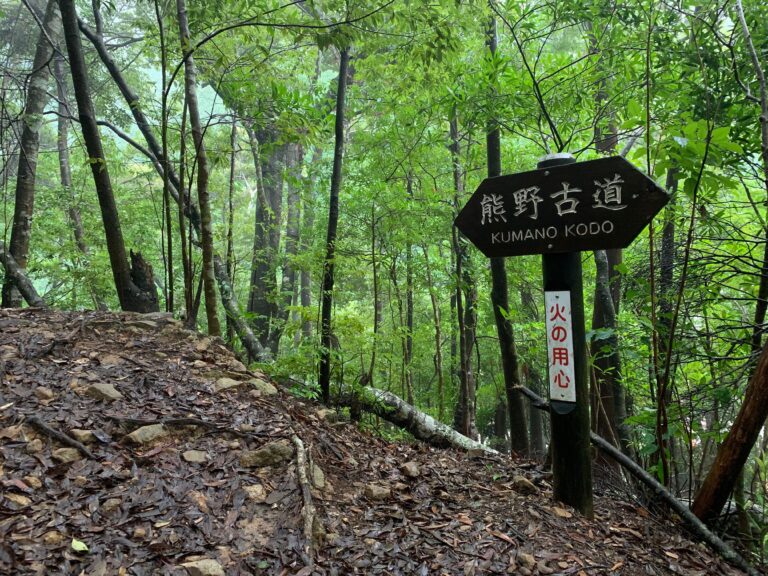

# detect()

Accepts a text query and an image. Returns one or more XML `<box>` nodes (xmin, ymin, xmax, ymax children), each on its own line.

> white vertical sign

<box><xmin>545</xmin><ymin>291</ymin><xmax>576</xmax><ymax>403</ymax></box>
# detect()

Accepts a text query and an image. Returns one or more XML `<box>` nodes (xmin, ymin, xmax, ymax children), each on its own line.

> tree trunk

<box><xmin>226</xmin><ymin>116</ymin><xmax>237</xmax><ymax>342</ymax></box>
<box><xmin>58</xmin><ymin>0</ymin><xmax>158</xmax><ymax>313</ymax></box>
<box><xmin>268</xmin><ymin>143</ymin><xmax>302</xmax><ymax>354</ymax></box>
<box><xmin>177</xmin><ymin>0</ymin><xmax>219</xmax><ymax>336</ymax></box>
<box><xmin>319</xmin><ymin>47</ymin><xmax>350</xmax><ymax>404</ymax></box>
<box><xmin>692</xmin><ymin>341</ymin><xmax>768</xmax><ymax>522</ymax></box>
<box><xmin>300</xmin><ymin>147</ymin><xmax>321</xmax><ymax>341</ymax></box>
<box><xmin>245</xmin><ymin>124</ymin><xmax>285</xmax><ymax>349</ymax></box>
<box><xmin>450</xmin><ymin>112</ymin><xmax>478</xmax><ymax>439</ymax></box>
<box><xmin>423</xmin><ymin>245</ymin><xmax>445</xmax><ymax>421</ymax></box>
<box><xmin>486</xmin><ymin>17</ymin><xmax>528</xmax><ymax>456</ymax></box>
<box><xmin>0</xmin><ymin>241</ymin><xmax>45</xmax><ymax>307</ymax></box>
<box><xmin>404</xmin><ymin>175</ymin><xmax>415</xmax><ymax>405</ymax></box>
<box><xmin>592</xmin><ymin>249</ymin><xmax>631</xmax><ymax>457</ymax></box>
<box><xmin>2</xmin><ymin>0</ymin><xmax>60</xmax><ymax>307</ymax></box>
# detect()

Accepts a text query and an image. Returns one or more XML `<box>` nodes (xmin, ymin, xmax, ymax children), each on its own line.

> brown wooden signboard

<box><xmin>454</xmin><ymin>156</ymin><xmax>670</xmax><ymax>257</ymax></box>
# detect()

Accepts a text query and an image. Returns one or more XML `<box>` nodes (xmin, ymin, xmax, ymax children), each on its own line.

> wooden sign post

<box><xmin>454</xmin><ymin>152</ymin><xmax>669</xmax><ymax>517</ymax></box>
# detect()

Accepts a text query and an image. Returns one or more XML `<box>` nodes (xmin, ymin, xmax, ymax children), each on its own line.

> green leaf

<box><xmin>71</xmin><ymin>538</ymin><xmax>89</xmax><ymax>553</ymax></box>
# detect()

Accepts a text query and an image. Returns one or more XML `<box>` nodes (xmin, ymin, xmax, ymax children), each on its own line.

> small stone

<box><xmin>311</xmin><ymin>464</ymin><xmax>325</xmax><ymax>490</ymax></box>
<box><xmin>243</xmin><ymin>484</ymin><xmax>266</xmax><ymax>502</ymax></box>
<box><xmin>213</xmin><ymin>377</ymin><xmax>243</xmax><ymax>393</ymax></box>
<box><xmin>23</xmin><ymin>475</ymin><xmax>42</xmax><ymax>489</ymax></box>
<box><xmin>101</xmin><ymin>498</ymin><xmax>122</xmax><ymax>514</ymax></box>
<box><xmin>181</xmin><ymin>558</ymin><xmax>225</xmax><ymax>576</ymax></box>
<box><xmin>518</xmin><ymin>552</ymin><xmax>536</xmax><ymax>570</ymax></box>
<box><xmin>512</xmin><ymin>475</ymin><xmax>539</xmax><ymax>495</ymax></box>
<box><xmin>69</xmin><ymin>429</ymin><xmax>96</xmax><ymax>443</ymax></box>
<box><xmin>182</xmin><ymin>450</ymin><xmax>208</xmax><ymax>464</ymax></box>
<box><xmin>26</xmin><ymin>438</ymin><xmax>44</xmax><ymax>453</ymax></box>
<box><xmin>228</xmin><ymin>441</ymin><xmax>240</xmax><ymax>449</ymax></box>
<box><xmin>132</xmin><ymin>527</ymin><xmax>147</xmax><ymax>539</ymax></box>
<box><xmin>400</xmin><ymin>461</ymin><xmax>420</xmax><ymax>478</ymax></box>
<box><xmin>34</xmin><ymin>387</ymin><xmax>55</xmax><ymax>401</ymax></box>
<box><xmin>52</xmin><ymin>447</ymin><xmax>81</xmax><ymax>463</ymax></box>
<box><xmin>85</xmin><ymin>383</ymin><xmax>123</xmax><ymax>402</ymax></box>
<box><xmin>238</xmin><ymin>424</ymin><xmax>255</xmax><ymax>433</ymax></box>
<box><xmin>316</xmin><ymin>408</ymin><xmax>338</xmax><ymax>422</ymax></box>
<box><xmin>98</xmin><ymin>354</ymin><xmax>122</xmax><ymax>367</ymax></box>
<box><xmin>192</xmin><ymin>360</ymin><xmax>208</xmax><ymax>369</ymax></box>
<box><xmin>5</xmin><ymin>493</ymin><xmax>31</xmax><ymax>507</ymax></box>
<box><xmin>195</xmin><ymin>339</ymin><xmax>211</xmax><ymax>352</ymax></box>
<box><xmin>73</xmin><ymin>476</ymin><xmax>88</xmax><ymax>487</ymax></box>
<box><xmin>393</xmin><ymin>482</ymin><xmax>409</xmax><ymax>492</ymax></box>
<box><xmin>226</xmin><ymin>358</ymin><xmax>247</xmax><ymax>372</ymax></box>
<box><xmin>125</xmin><ymin>424</ymin><xmax>168</xmax><ymax>445</ymax></box>
<box><xmin>248</xmin><ymin>378</ymin><xmax>277</xmax><ymax>395</ymax></box>
<box><xmin>363</xmin><ymin>484</ymin><xmax>391</xmax><ymax>500</ymax></box>
<box><xmin>188</xmin><ymin>491</ymin><xmax>210</xmax><ymax>513</ymax></box>
<box><xmin>43</xmin><ymin>530</ymin><xmax>65</xmax><ymax>545</ymax></box>
<box><xmin>239</xmin><ymin>439</ymin><xmax>293</xmax><ymax>468</ymax></box>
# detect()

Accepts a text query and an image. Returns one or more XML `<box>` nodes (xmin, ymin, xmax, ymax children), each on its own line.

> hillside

<box><xmin>0</xmin><ymin>308</ymin><xmax>750</xmax><ymax>575</ymax></box>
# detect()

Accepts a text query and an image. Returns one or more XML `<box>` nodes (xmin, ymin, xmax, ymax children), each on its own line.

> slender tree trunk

<box><xmin>226</xmin><ymin>116</ymin><xmax>237</xmax><ymax>342</ymax></box>
<box><xmin>423</xmin><ymin>245</ymin><xmax>445</xmax><ymax>421</ymax></box>
<box><xmin>177</xmin><ymin>0</ymin><xmax>219</xmax><ymax>336</ymax></box>
<box><xmin>2</xmin><ymin>0</ymin><xmax>60</xmax><ymax>307</ymax></box>
<box><xmin>0</xmin><ymin>241</ymin><xmax>45</xmax><ymax>307</ymax></box>
<box><xmin>319</xmin><ymin>47</ymin><xmax>350</xmax><ymax>404</ymax></box>
<box><xmin>301</xmin><ymin>147</ymin><xmax>321</xmax><ymax>341</ymax></box>
<box><xmin>404</xmin><ymin>175</ymin><xmax>415</xmax><ymax>404</ymax></box>
<box><xmin>450</xmin><ymin>112</ymin><xmax>478</xmax><ymax>439</ymax></box>
<box><xmin>245</xmin><ymin>124</ymin><xmax>285</xmax><ymax>349</ymax></box>
<box><xmin>59</xmin><ymin>0</ymin><xmax>158</xmax><ymax>312</ymax></box>
<box><xmin>268</xmin><ymin>143</ymin><xmax>302</xmax><ymax>354</ymax></box>
<box><xmin>486</xmin><ymin>17</ymin><xmax>528</xmax><ymax>456</ymax></box>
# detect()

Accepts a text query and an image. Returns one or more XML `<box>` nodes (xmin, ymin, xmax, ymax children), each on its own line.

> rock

<box><xmin>248</xmin><ymin>378</ymin><xmax>277</xmax><ymax>395</ymax></box>
<box><xmin>98</xmin><ymin>354</ymin><xmax>123</xmax><ymax>367</ymax></box>
<box><xmin>364</xmin><ymin>484</ymin><xmax>391</xmax><ymax>500</ymax></box>
<box><xmin>133</xmin><ymin>527</ymin><xmax>146</xmax><ymax>539</ymax></box>
<box><xmin>239</xmin><ymin>439</ymin><xmax>293</xmax><ymax>468</ymax></box>
<box><xmin>34</xmin><ymin>387</ymin><xmax>55</xmax><ymax>401</ymax></box>
<box><xmin>5</xmin><ymin>493</ymin><xmax>31</xmax><ymax>507</ymax></box>
<box><xmin>69</xmin><ymin>429</ymin><xmax>96</xmax><ymax>443</ymax></box>
<box><xmin>188</xmin><ymin>491</ymin><xmax>210</xmax><ymax>513</ymax></box>
<box><xmin>23</xmin><ymin>475</ymin><xmax>42</xmax><ymax>489</ymax></box>
<box><xmin>73</xmin><ymin>476</ymin><xmax>88</xmax><ymax>487</ymax></box>
<box><xmin>400</xmin><ymin>461</ymin><xmax>420</xmax><ymax>478</ymax></box>
<box><xmin>213</xmin><ymin>377</ymin><xmax>243</xmax><ymax>393</ymax></box>
<box><xmin>238</xmin><ymin>424</ymin><xmax>255</xmax><ymax>433</ymax></box>
<box><xmin>125</xmin><ymin>424</ymin><xmax>168</xmax><ymax>445</ymax></box>
<box><xmin>26</xmin><ymin>438</ymin><xmax>43</xmax><ymax>453</ymax></box>
<box><xmin>226</xmin><ymin>358</ymin><xmax>247</xmax><ymax>373</ymax></box>
<box><xmin>52</xmin><ymin>447</ymin><xmax>81</xmax><ymax>463</ymax></box>
<box><xmin>311</xmin><ymin>464</ymin><xmax>326</xmax><ymax>490</ymax></box>
<box><xmin>512</xmin><ymin>475</ymin><xmax>539</xmax><ymax>495</ymax></box>
<box><xmin>43</xmin><ymin>531</ymin><xmax>65</xmax><ymax>545</ymax></box>
<box><xmin>181</xmin><ymin>558</ymin><xmax>225</xmax><ymax>576</ymax></box>
<box><xmin>101</xmin><ymin>498</ymin><xmax>122</xmax><ymax>514</ymax></box>
<box><xmin>243</xmin><ymin>484</ymin><xmax>266</xmax><ymax>502</ymax></box>
<box><xmin>316</xmin><ymin>408</ymin><xmax>339</xmax><ymax>422</ymax></box>
<box><xmin>182</xmin><ymin>450</ymin><xmax>208</xmax><ymax>464</ymax></box>
<box><xmin>85</xmin><ymin>383</ymin><xmax>123</xmax><ymax>402</ymax></box>
<box><xmin>195</xmin><ymin>339</ymin><xmax>211</xmax><ymax>352</ymax></box>
<box><xmin>518</xmin><ymin>552</ymin><xmax>536</xmax><ymax>570</ymax></box>
<box><xmin>192</xmin><ymin>360</ymin><xmax>208</xmax><ymax>369</ymax></box>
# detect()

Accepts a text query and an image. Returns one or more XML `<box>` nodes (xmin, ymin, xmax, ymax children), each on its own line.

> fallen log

<box><xmin>341</xmin><ymin>386</ymin><xmax>496</xmax><ymax>454</ymax></box>
<box><xmin>514</xmin><ymin>385</ymin><xmax>761</xmax><ymax>576</ymax></box>
<box><xmin>0</xmin><ymin>241</ymin><xmax>46</xmax><ymax>308</ymax></box>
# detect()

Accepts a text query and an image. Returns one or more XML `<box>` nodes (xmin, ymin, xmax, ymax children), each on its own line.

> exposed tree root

<box><xmin>292</xmin><ymin>434</ymin><xmax>315</xmax><ymax>570</ymax></box>
<box><xmin>25</xmin><ymin>415</ymin><xmax>95</xmax><ymax>459</ymax></box>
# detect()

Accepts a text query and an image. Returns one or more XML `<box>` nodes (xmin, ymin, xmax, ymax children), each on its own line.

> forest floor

<box><xmin>0</xmin><ymin>307</ymin><xmax>753</xmax><ymax>576</ymax></box>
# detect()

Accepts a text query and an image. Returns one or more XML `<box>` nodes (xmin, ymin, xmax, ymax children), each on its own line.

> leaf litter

<box><xmin>0</xmin><ymin>308</ymin><xmax>751</xmax><ymax>575</ymax></box>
